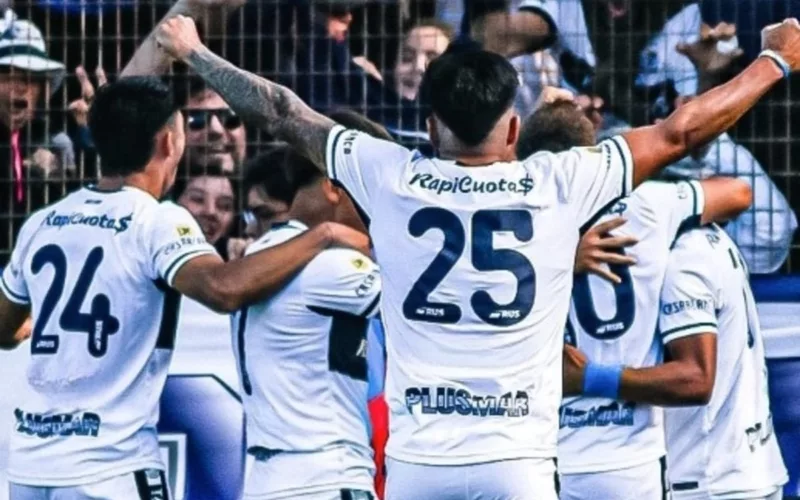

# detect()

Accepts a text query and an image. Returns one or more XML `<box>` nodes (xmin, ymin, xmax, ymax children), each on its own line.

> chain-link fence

<box><xmin>2</xmin><ymin>0</ymin><xmax>798</xmax><ymax>272</ymax></box>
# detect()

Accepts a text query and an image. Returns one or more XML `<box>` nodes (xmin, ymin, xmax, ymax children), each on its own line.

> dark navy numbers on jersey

<box><xmin>403</xmin><ymin>208</ymin><xmax>535</xmax><ymax>327</ymax></box>
<box><xmin>571</xmin><ymin>248</ymin><xmax>636</xmax><ymax>341</ymax></box>
<box><xmin>30</xmin><ymin>245</ymin><xmax>120</xmax><ymax>357</ymax></box>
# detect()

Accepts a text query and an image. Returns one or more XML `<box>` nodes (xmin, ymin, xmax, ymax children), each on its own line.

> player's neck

<box><xmin>438</xmin><ymin>149</ymin><xmax>516</xmax><ymax>166</ymax></box>
<box><xmin>95</xmin><ymin>174</ymin><xmax>162</xmax><ymax>199</ymax></box>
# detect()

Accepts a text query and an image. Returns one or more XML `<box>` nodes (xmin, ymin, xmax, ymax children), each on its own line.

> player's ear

<box><xmin>427</xmin><ymin>116</ymin><xmax>440</xmax><ymax>151</ymax></box>
<box><xmin>321</xmin><ymin>178</ymin><xmax>341</xmax><ymax>205</ymax></box>
<box><xmin>507</xmin><ymin>114</ymin><xmax>521</xmax><ymax>148</ymax></box>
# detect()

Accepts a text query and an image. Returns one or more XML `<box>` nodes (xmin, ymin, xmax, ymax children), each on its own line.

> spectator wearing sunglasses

<box><xmin>175</xmin><ymin>74</ymin><xmax>247</xmax><ymax>174</ymax></box>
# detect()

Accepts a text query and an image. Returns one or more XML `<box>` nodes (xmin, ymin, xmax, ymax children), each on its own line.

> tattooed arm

<box><xmin>156</xmin><ymin>15</ymin><xmax>336</xmax><ymax>168</ymax></box>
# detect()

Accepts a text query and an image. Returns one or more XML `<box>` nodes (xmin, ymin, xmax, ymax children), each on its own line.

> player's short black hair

<box><xmin>420</xmin><ymin>47</ymin><xmax>519</xmax><ymax>146</ymax></box>
<box><xmin>517</xmin><ymin>101</ymin><xmax>595</xmax><ymax>158</ymax></box>
<box><xmin>242</xmin><ymin>144</ymin><xmax>323</xmax><ymax>206</ymax></box>
<box><xmin>89</xmin><ymin>76</ymin><xmax>178</xmax><ymax>177</ymax></box>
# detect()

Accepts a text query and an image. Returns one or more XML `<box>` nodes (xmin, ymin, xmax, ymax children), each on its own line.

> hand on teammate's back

<box><xmin>762</xmin><ymin>18</ymin><xmax>800</xmax><ymax>70</ymax></box>
<box><xmin>574</xmin><ymin>218</ymin><xmax>638</xmax><ymax>284</ymax></box>
<box><xmin>156</xmin><ymin>15</ymin><xmax>203</xmax><ymax>61</ymax></box>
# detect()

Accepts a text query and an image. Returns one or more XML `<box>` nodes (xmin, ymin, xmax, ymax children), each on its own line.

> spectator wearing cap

<box><xmin>0</xmin><ymin>9</ymin><xmax>73</xmax><ymax>268</ymax></box>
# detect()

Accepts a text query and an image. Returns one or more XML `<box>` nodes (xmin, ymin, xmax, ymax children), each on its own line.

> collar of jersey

<box><xmin>269</xmin><ymin>219</ymin><xmax>308</xmax><ymax>232</ymax></box>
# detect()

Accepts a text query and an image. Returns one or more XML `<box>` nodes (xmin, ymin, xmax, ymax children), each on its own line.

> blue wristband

<box><xmin>582</xmin><ymin>363</ymin><xmax>624</xmax><ymax>399</ymax></box>
<box><xmin>760</xmin><ymin>50</ymin><xmax>791</xmax><ymax>79</ymax></box>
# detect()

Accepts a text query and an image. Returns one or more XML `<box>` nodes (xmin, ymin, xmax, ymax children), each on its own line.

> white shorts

<box><xmin>558</xmin><ymin>458</ymin><xmax>666</xmax><ymax>500</ymax></box>
<box><xmin>243</xmin><ymin>447</ymin><xmax>374</xmax><ymax>500</ymax></box>
<box><xmin>9</xmin><ymin>469</ymin><xmax>169</xmax><ymax>500</ymax></box>
<box><xmin>670</xmin><ymin>487</ymin><xmax>782</xmax><ymax>500</ymax></box>
<box><xmin>385</xmin><ymin>457</ymin><xmax>558</xmax><ymax>500</ymax></box>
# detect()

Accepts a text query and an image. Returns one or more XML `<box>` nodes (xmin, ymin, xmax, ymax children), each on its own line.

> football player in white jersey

<box><xmin>233</xmin><ymin>144</ymin><xmax>380</xmax><ymax>500</ymax></box>
<box><xmin>658</xmin><ymin>226</ymin><xmax>787</xmax><ymax>499</ymax></box>
<box><xmin>518</xmin><ymin>99</ymin><xmax>753</xmax><ymax>500</ymax></box>
<box><xmin>157</xmin><ymin>16</ymin><xmax>800</xmax><ymax>499</ymax></box>
<box><xmin>0</xmin><ymin>77</ymin><xmax>369</xmax><ymax>500</ymax></box>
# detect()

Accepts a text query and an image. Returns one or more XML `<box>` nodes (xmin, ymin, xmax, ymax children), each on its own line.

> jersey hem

<box><xmin>244</xmin><ymin>480</ymin><xmax>375</xmax><ymax>500</ymax></box>
<box><xmin>557</xmin><ymin>449</ymin><xmax>666</xmax><ymax>475</ymax></box>
<box><xmin>7</xmin><ymin>459</ymin><xmax>164</xmax><ymax>487</ymax></box>
<box><xmin>385</xmin><ymin>446</ymin><xmax>555</xmax><ymax>466</ymax></box>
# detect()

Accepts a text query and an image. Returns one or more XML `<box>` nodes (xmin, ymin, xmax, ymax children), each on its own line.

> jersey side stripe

<box><xmin>155</xmin><ymin>283</ymin><xmax>182</xmax><ymax>350</ymax></box>
<box><xmin>361</xmin><ymin>292</ymin><xmax>381</xmax><ymax>318</ymax></box>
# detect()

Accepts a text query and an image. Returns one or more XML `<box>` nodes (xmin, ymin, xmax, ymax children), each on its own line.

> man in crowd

<box><xmin>0</xmin><ymin>9</ymin><xmax>72</xmax><ymax>268</ymax></box>
<box><xmin>157</xmin><ymin>10</ymin><xmax>800</xmax><ymax>499</ymax></box>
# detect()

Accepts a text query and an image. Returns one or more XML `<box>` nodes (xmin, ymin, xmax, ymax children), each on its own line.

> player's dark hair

<box><xmin>517</xmin><ymin>102</ymin><xmax>595</xmax><ymax>158</ymax></box>
<box><xmin>242</xmin><ymin>144</ymin><xmax>323</xmax><ymax>206</ymax></box>
<box><xmin>89</xmin><ymin>76</ymin><xmax>178</xmax><ymax>177</ymax></box>
<box><xmin>420</xmin><ymin>47</ymin><xmax>519</xmax><ymax>146</ymax></box>
<box><xmin>327</xmin><ymin>109</ymin><xmax>394</xmax><ymax>142</ymax></box>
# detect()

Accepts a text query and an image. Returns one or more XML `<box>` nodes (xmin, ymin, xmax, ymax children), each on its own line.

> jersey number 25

<box><xmin>403</xmin><ymin>208</ymin><xmax>535</xmax><ymax>327</ymax></box>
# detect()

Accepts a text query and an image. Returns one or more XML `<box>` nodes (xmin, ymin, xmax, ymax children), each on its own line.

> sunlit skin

<box><xmin>184</xmin><ymin>89</ymin><xmax>246</xmax><ymax>173</ymax></box>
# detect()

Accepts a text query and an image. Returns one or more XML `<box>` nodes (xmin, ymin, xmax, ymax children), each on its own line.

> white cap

<box><xmin>0</xmin><ymin>9</ymin><xmax>65</xmax><ymax>93</ymax></box>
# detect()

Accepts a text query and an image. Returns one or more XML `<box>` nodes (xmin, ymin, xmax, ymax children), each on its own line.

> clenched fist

<box><xmin>762</xmin><ymin>18</ymin><xmax>800</xmax><ymax>72</ymax></box>
<box><xmin>156</xmin><ymin>15</ymin><xmax>203</xmax><ymax>61</ymax></box>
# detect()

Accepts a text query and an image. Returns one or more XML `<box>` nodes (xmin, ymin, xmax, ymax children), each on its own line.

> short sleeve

<box><xmin>556</xmin><ymin>136</ymin><xmax>634</xmax><ymax>225</ymax></box>
<box><xmin>301</xmin><ymin>248</ymin><xmax>381</xmax><ymax>318</ymax></box>
<box><xmin>0</xmin><ymin>215</ymin><xmax>41</xmax><ymax>305</ymax></box>
<box><xmin>1</xmin><ymin>242</ymin><xmax>30</xmax><ymax>306</ymax></box>
<box><xmin>144</xmin><ymin>202</ymin><xmax>218</xmax><ymax>286</ymax></box>
<box><xmin>325</xmin><ymin>125</ymin><xmax>413</xmax><ymax>222</ymax></box>
<box><xmin>658</xmin><ymin>246</ymin><xmax>719</xmax><ymax>345</ymax></box>
<box><xmin>640</xmin><ymin>180</ymin><xmax>705</xmax><ymax>243</ymax></box>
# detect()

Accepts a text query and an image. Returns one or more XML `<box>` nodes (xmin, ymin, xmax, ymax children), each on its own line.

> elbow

<box><xmin>730</xmin><ymin>181</ymin><xmax>754</xmax><ymax>217</ymax></box>
<box><xmin>200</xmin><ymin>275</ymin><xmax>244</xmax><ymax>314</ymax></box>
<box><xmin>206</xmin><ymin>280</ymin><xmax>242</xmax><ymax>314</ymax></box>
<box><xmin>679</xmin><ymin>371</ymin><xmax>715</xmax><ymax>405</ymax></box>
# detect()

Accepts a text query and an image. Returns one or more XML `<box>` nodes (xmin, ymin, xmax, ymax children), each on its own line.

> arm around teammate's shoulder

<box><xmin>172</xmin><ymin>223</ymin><xmax>371</xmax><ymax>313</ymax></box>
<box><xmin>623</xmin><ymin>18</ymin><xmax>800</xmax><ymax>187</ymax></box>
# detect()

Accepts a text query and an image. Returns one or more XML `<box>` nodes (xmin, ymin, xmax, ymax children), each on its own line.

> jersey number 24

<box><xmin>30</xmin><ymin>245</ymin><xmax>120</xmax><ymax>357</ymax></box>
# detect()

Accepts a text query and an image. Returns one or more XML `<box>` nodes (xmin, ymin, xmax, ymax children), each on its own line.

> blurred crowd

<box><xmin>1</xmin><ymin>0</ymin><xmax>798</xmax><ymax>274</ymax></box>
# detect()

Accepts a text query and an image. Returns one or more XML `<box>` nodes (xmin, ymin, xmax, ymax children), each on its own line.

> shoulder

<box><xmin>246</xmin><ymin>222</ymin><xmax>305</xmax><ymax>255</ymax></box>
<box><xmin>307</xmin><ymin>248</ymin><xmax>377</xmax><ymax>279</ymax></box>
<box><xmin>668</xmin><ymin>226</ymin><xmax>726</xmax><ymax>275</ymax></box>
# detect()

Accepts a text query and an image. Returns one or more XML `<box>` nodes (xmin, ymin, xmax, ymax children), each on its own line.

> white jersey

<box><xmin>559</xmin><ymin>180</ymin><xmax>705</xmax><ymax>474</ymax></box>
<box><xmin>232</xmin><ymin>220</ymin><xmax>380</xmax><ymax>497</ymax></box>
<box><xmin>326</xmin><ymin>125</ymin><xmax>633</xmax><ymax>465</ymax></box>
<box><xmin>660</xmin><ymin>226</ymin><xmax>787</xmax><ymax>497</ymax></box>
<box><xmin>0</xmin><ymin>186</ymin><xmax>215</xmax><ymax>486</ymax></box>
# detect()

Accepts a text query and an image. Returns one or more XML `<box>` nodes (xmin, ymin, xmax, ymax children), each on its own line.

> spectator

<box><xmin>172</xmin><ymin>164</ymin><xmax>238</xmax><ymax>260</ymax></box>
<box><xmin>0</xmin><ymin>9</ymin><xmax>71</xmax><ymax>267</ymax></box>
<box><xmin>175</xmin><ymin>75</ymin><xmax>247</xmax><ymax>174</ymax></box>
<box><xmin>390</xmin><ymin>19</ymin><xmax>453</xmax><ymax>101</ymax></box>
<box><xmin>515</xmin><ymin>0</ymin><xmax>704</xmax><ymax>127</ymax></box>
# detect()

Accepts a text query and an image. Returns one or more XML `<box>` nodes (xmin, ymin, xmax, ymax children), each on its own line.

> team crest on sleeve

<box><xmin>350</xmin><ymin>257</ymin><xmax>367</xmax><ymax>270</ymax></box>
<box><xmin>176</xmin><ymin>226</ymin><xmax>193</xmax><ymax>237</ymax></box>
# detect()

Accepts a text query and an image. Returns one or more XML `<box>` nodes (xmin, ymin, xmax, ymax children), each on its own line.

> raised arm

<box><xmin>625</xmin><ymin>18</ymin><xmax>800</xmax><ymax>188</ymax></box>
<box><xmin>121</xmin><ymin>0</ymin><xmax>244</xmax><ymax>77</ymax></box>
<box><xmin>155</xmin><ymin>15</ymin><xmax>336</xmax><ymax>168</ymax></box>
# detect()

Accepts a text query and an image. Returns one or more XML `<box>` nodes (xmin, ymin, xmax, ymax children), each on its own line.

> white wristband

<box><xmin>760</xmin><ymin>49</ymin><xmax>791</xmax><ymax>78</ymax></box>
